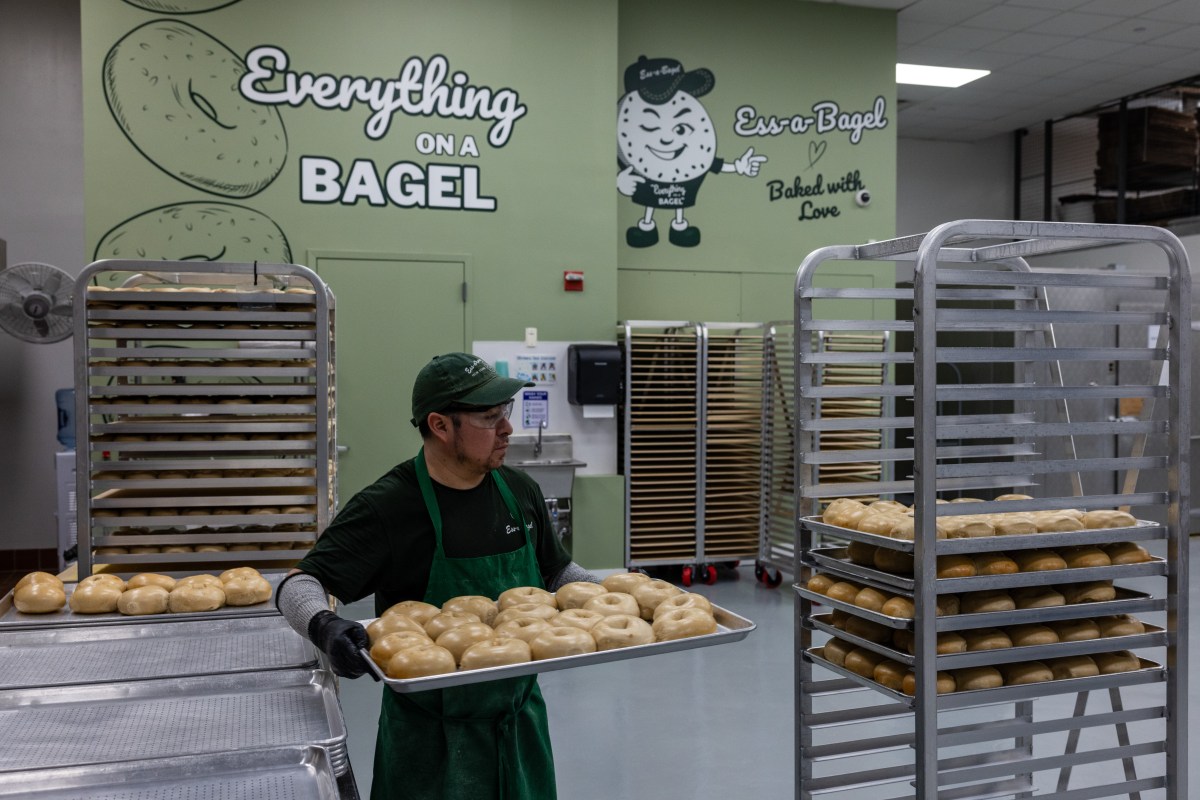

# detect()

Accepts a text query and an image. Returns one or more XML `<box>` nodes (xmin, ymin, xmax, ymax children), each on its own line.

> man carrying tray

<box><xmin>276</xmin><ymin>352</ymin><xmax>599</xmax><ymax>800</ymax></box>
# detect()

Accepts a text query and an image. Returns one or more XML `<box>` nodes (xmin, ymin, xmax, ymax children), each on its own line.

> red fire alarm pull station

<box><xmin>564</xmin><ymin>270</ymin><xmax>584</xmax><ymax>291</ymax></box>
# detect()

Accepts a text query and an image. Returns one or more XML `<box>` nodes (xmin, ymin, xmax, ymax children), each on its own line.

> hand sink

<box><xmin>505</xmin><ymin>434</ymin><xmax>585</xmax><ymax>498</ymax></box>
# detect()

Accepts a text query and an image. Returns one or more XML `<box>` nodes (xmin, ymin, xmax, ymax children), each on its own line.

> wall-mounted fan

<box><xmin>0</xmin><ymin>262</ymin><xmax>75</xmax><ymax>343</ymax></box>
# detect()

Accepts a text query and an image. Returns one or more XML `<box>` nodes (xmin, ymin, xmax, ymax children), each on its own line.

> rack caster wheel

<box><xmin>681</xmin><ymin>566</ymin><xmax>694</xmax><ymax>587</ymax></box>
<box><xmin>756</xmin><ymin>565</ymin><xmax>782</xmax><ymax>588</ymax></box>
<box><xmin>702</xmin><ymin>565</ymin><xmax>718</xmax><ymax>585</ymax></box>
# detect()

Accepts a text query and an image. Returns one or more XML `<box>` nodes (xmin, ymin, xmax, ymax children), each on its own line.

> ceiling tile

<box><xmin>917</xmin><ymin>25</ymin><xmax>1013</xmax><ymax>50</ymax></box>
<box><xmin>1142</xmin><ymin>0</ymin><xmax>1200</xmax><ymax>24</ymax></box>
<box><xmin>963</xmin><ymin>5</ymin><xmax>1061</xmax><ymax>31</ymax></box>
<box><xmin>1075</xmin><ymin>0</ymin><xmax>1171</xmax><ymax>16</ymax></box>
<box><xmin>1103</xmin><ymin>43</ymin><xmax>1190</xmax><ymax>67</ymax></box>
<box><xmin>1090</xmin><ymin>16</ymin><xmax>1181</xmax><ymax>43</ymax></box>
<box><xmin>1151</xmin><ymin>24</ymin><xmax>1200</xmax><ymax>50</ymax></box>
<box><xmin>1004</xmin><ymin>0</ymin><xmax>1089</xmax><ymax>10</ymax></box>
<box><xmin>1043</xmin><ymin>37</ymin><xmax>1133</xmax><ymax>61</ymax></box>
<box><xmin>1029</xmin><ymin>11</ymin><xmax>1124</xmax><ymax>36</ymax></box>
<box><xmin>897</xmin><ymin>19</ymin><xmax>946</xmax><ymax>44</ymax></box>
<box><xmin>995</xmin><ymin>53</ymin><xmax>1086</xmax><ymax>77</ymax></box>
<box><xmin>986</xmin><ymin>31</ymin><xmax>1076</xmax><ymax>55</ymax></box>
<box><xmin>900</xmin><ymin>0</ymin><xmax>1002</xmax><ymax>25</ymax></box>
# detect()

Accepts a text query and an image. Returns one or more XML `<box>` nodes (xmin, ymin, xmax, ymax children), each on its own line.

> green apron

<box><xmin>370</xmin><ymin>448</ymin><xmax>556</xmax><ymax>800</ymax></box>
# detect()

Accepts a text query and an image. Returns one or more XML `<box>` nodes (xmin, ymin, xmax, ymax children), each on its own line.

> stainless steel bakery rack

<box><xmin>619</xmin><ymin>321</ymin><xmax>767</xmax><ymax>584</ymax></box>
<box><xmin>793</xmin><ymin>220</ymin><xmax>1189</xmax><ymax>799</ymax></box>
<box><xmin>73</xmin><ymin>260</ymin><xmax>336</xmax><ymax>576</ymax></box>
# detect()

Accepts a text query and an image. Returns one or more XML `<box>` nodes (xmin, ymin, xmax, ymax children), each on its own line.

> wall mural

<box><xmin>617</xmin><ymin>56</ymin><xmax>766</xmax><ymax>248</ymax></box>
<box><xmin>97</xmin><ymin>13</ymin><xmax>291</xmax><ymax>262</ymax></box>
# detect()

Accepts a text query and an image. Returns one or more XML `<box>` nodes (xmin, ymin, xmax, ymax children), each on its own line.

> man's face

<box><xmin>618</xmin><ymin>90</ymin><xmax>717</xmax><ymax>182</ymax></box>
<box><xmin>447</xmin><ymin>403</ymin><xmax>514</xmax><ymax>475</ymax></box>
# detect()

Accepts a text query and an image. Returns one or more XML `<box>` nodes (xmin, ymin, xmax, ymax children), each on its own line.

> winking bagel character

<box><xmin>618</xmin><ymin>55</ymin><xmax>766</xmax><ymax>248</ymax></box>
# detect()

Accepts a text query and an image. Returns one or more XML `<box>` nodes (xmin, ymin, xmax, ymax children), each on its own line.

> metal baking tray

<box><xmin>810</xmin><ymin>613</ymin><xmax>1166</xmax><ymax>670</ymax></box>
<box><xmin>795</xmin><ymin>583</ymin><xmax>1163</xmax><ymax>632</ymax></box>
<box><xmin>0</xmin><ymin>571</ymin><xmax>284</xmax><ymax>630</ymax></box>
<box><xmin>0</xmin><ymin>669</ymin><xmax>348</xmax><ymax>776</ymax></box>
<box><xmin>806</xmin><ymin>545</ymin><xmax>1166</xmax><ymax>592</ymax></box>
<box><xmin>0</xmin><ymin>615</ymin><xmax>317</xmax><ymax>690</ymax></box>
<box><xmin>0</xmin><ymin>745</ymin><xmax>339</xmax><ymax>800</ymax></box>
<box><xmin>805</xmin><ymin>647</ymin><xmax>1164</xmax><ymax>711</ymax></box>
<box><xmin>802</xmin><ymin>515</ymin><xmax>1165</xmax><ymax>554</ymax></box>
<box><xmin>363</xmin><ymin>603</ymin><xmax>755</xmax><ymax>692</ymax></box>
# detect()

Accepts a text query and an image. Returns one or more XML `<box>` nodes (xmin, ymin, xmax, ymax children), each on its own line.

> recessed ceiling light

<box><xmin>896</xmin><ymin>63</ymin><xmax>990</xmax><ymax>88</ymax></box>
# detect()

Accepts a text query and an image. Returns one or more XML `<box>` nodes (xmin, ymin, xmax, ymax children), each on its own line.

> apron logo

<box><xmin>505</xmin><ymin>524</ymin><xmax>520</xmax><ymax>535</ymax></box>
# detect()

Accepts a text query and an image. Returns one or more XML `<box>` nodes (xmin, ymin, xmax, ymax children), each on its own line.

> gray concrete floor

<box><xmin>336</xmin><ymin>538</ymin><xmax>1197</xmax><ymax>799</ymax></box>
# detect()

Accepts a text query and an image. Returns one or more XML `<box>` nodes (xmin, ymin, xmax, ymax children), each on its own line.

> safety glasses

<box><xmin>447</xmin><ymin>398</ymin><xmax>514</xmax><ymax>429</ymax></box>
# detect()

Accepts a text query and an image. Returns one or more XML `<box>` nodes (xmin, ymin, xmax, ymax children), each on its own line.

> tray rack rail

<box><xmin>73</xmin><ymin>260</ymin><xmax>337</xmax><ymax>576</ymax></box>
<box><xmin>701</xmin><ymin>322</ymin><xmax>767</xmax><ymax>565</ymax></box>
<box><xmin>620</xmin><ymin>321</ymin><xmax>703</xmax><ymax>569</ymax></box>
<box><xmin>793</xmin><ymin>220</ymin><xmax>1189</xmax><ymax>799</ymax></box>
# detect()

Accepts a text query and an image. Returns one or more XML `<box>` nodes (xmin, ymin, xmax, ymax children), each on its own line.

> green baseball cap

<box><xmin>410</xmin><ymin>352</ymin><xmax>533</xmax><ymax>426</ymax></box>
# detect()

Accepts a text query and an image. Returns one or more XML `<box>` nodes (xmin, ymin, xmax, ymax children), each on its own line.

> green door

<box><xmin>313</xmin><ymin>253</ymin><xmax>468</xmax><ymax>500</ymax></box>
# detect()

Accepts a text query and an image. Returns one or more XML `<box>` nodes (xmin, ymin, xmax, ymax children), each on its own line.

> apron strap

<box><xmin>416</xmin><ymin>446</ymin><xmax>529</xmax><ymax>552</ymax></box>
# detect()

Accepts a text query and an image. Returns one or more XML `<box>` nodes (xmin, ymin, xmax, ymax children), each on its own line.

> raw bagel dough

<box><xmin>825</xmin><ymin>581</ymin><xmax>861</xmax><ymax>604</ymax></box>
<box><xmin>631</xmin><ymin>579</ymin><xmax>683</xmax><ymax>620</ymax></box>
<box><xmin>582</xmin><ymin>592</ymin><xmax>640</xmax><ymax>618</ymax></box>
<box><xmin>219</xmin><ymin>566</ymin><xmax>261</xmax><ymax>584</ymax></box>
<box><xmin>118</xmin><ymin>585</ymin><xmax>170</xmax><ymax>615</ymax></box>
<box><xmin>168</xmin><ymin>583</ymin><xmax>225</xmax><ymax>613</ymax></box>
<box><xmin>127</xmin><ymin>573</ymin><xmax>177</xmax><ymax>591</ymax></box>
<box><xmin>80</xmin><ymin>574</ymin><xmax>127</xmax><ymax>593</ymax></box>
<box><xmin>1034</xmin><ymin>513</ymin><xmax>1083</xmax><ymax>533</ymax></box>
<box><xmin>651</xmin><ymin>592</ymin><xmax>713</xmax><ymax>620</ymax></box>
<box><xmin>902</xmin><ymin>671</ymin><xmax>956</xmax><ymax>696</ymax></box>
<box><xmin>15</xmin><ymin>571</ymin><xmax>63</xmax><ymax>593</ymax></box>
<box><xmin>1103</xmin><ymin>541</ymin><xmax>1151</xmax><ymax>565</ymax></box>
<box><xmin>176</xmin><ymin>574</ymin><xmax>223</xmax><ymax>590</ymax></box>
<box><xmin>600</xmin><ymin>571</ymin><xmax>652</xmax><ymax>595</ymax></box>
<box><xmin>435</xmin><ymin>622</ymin><xmax>496</xmax><ymax>664</ymax></box>
<box><xmin>1001</xmin><ymin>661</ymin><xmax>1053</xmax><ymax>685</ymax></box>
<box><xmin>960</xmin><ymin>590</ymin><xmax>1015</xmax><ymax>614</ymax></box>
<box><xmin>381</xmin><ymin>600</ymin><xmax>441</xmax><ymax>626</ymax></box>
<box><xmin>843</xmin><ymin>648</ymin><xmax>884</xmax><ymax>679</ymax></box>
<box><xmin>1093</xmin><ymin>650</ymin><xmax>1140</xmax><ymax>674</ymax></box>
<box><xmin>1061</xmin><ymin>546</ymin><xmax>1111</xmax><ymax>569</ymax></box>
<box><xmin>530</xmin><ymin>626</ymin><xmax>598</xmax><ymax>659</ymax></box>
<box><xmin>937</xmin><ymin>555</ymin><xmax>976</xmax><ymax>578</ymax></box>
<box><xmin>873</xmin><ymin>659</ymin><xmax>907</xmax><ymax>691</ymax></box>
<box><xmin>69</xmin><ymin>582</ymin><xmax>122</xmax><ymax>614</ymax></box>
<box><xmin>493</xmin><ymin>603</ymin><xmax>557</xmax><ymax>626</ymax></box>
<box><xmin>368</xmin><ymin>613</ymin><xmax>434</xmax><ymax>643</ymax></box>
<box><xmin>493</xmin><ymin>617</ymin><xmax>553</xmax><ymax>643</ymax></box>
<box><xmin>972</xmin><ymin>552</ymin><xmax>1018</xmax><ymax>575</ymax></box>
<box><xmin>1015</xmin><ymin>549</ymin><xmax>1067</xmax><ymax>572</ymax></box>
<box><xmin>223</xmin><ymin>575</ymin><xmax>272</xmax><ymax>605</ymax></box>
<box><xmin>845</xmin><ymin>540</ymin><xmax>879</xmax><ymax>565</ymax></box>
<box><xmin>422</xmin><ymin>611</ymin><xmax>482</xmax><ymax>640</ymax></box>
<box><xmin>103</xmin><ymin>22</ymin><xmax>285</xmax><ymax>197</ymax></box>
<box><xmin>1011</xmin><ymin>586</ymin><xmax>1066</xmax><ymax>609</ymax></box>
<box><xmin>1096</xmin><ymin>614</ymin><xmax>1144</xmax><ymax>637</ymax></box>
<box><xmin>460</xmin><ymin>637</ymin><xmax>533</xmax><ymax>670</ymax></box>
<box><xmin>585</xmin><ymin>614</ymin><xmax>652</xmax><ymax>652</ymax></box>
<box><xmin>1047</xmin><ymin>618</ymin><xmax>1100</xmax><ymax>642</ymax></box>
<box><xmin>992</xmin><ymin>515</ymin><xmax>1038</xmax><ymax>535</ymax></box>
<box><xmin>554</xmin><ymin>608</ymin><xmax>606</xmax><ymax>631</ymax></box>
<box><xmin>822</xmin><ymin>638</ymin><xmax>855</xmax><ymax>667</ymax></box>
<box><xmin>1048</xmin><ymin>655</ymin><xmax>1099</xmax><ymax>680</ymax></box>
<box><xmin>369</xmin><ymin>631</ymin><xmax>431</xmax><ymax>667</ymax></box>
<box><xmin>880</xmin><ymin>596</ymin><xmax>915</xmax><ymax>618</ymax></box>
<box><xmin>1007</xmin><ymin>623</ymin><xmax>1060</xmax><ymax>646</ymax></box>
<box><xmin>14</xmin><ymin>583</ymin><xmax>66</xmax><ymax>613</ymax></box>
<box><xmin>1082</xmin><ymin>509</ymin><xmax>1137</xmax><ymax>529</ymax></box>
<box><xmin>651</xmin><ymin>608</ymin><xmax>717</xmax><ymax>641</ymax></box>
<box><xmin>852</xmin><ymin>586</ymin><xmax>889</xmax><ymax>612</ymax></box>
<box><xmin>843</xmin><ymin>615</ymin><xmax>892</xmax><ymax>644</ymax></box>
<box><xmin>873</xmin><ymin>548</ymin><xmax>915</xmax><ymax>574</ymax></box>
<box><xmin>953</xmin><ymin>666</ymin><xmax>1004</xmax><ymax>691</ymax></box>
<box><xmin>497</xmin><ymin>586</ymin><xmax>556</xmax><ymax>611</ymax></box>
<box><xmin>964</xmin><ymin>627</ymin><xmax>1013</xmax><ymax>651</ymax></box>
<box><xmin>1061</xmin><ymin>581</ymin><xmax>1116</xmax><ymax>604</ymax></box>
<box><xmin>442</xmin><ymin>595</ymin><xmax>499</xmax><ymax>626</ymax></box>
<box><xmin>385</xmin><ymin>644</ymin><xmax>457</xmax><ymax>679</ymax></box>
<box><xmin>554</xmin><ymin>581</ymin><xmax>608</xmax><ymax>610</ymax></box>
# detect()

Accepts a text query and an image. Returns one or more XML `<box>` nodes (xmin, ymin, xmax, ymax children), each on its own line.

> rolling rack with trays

<box><xmin>619</xmin><ymin>320</ymin><xmax>766</xmax><ymax>586</ymax></box>
<box><xmin>793</xmin><ymin>220</ymin><xmax>1189</xmax><ymax>798</ymax></box>
<box><xmin>72</xmin><ymin>260</ymin><xmax>337</xmax><ymax>577</ymax></box>
<box><xmin>758</xmin><ymin>323</ymin><xmax>890</xmax><ymax>587</ymax></box>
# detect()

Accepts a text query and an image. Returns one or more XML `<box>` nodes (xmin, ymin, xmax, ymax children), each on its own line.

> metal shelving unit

<box><xmin>73</xmin><ymin>260</ymin><xmax>336</xmax><ymax>577</ymax></box>
<box><xmin>793</xmin><ymin>220</ymin><xmax>1189</xmax><ymax>799</ymax></box>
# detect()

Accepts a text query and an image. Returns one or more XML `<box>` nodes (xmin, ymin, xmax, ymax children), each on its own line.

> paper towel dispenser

<box><xmin>567</xmin><ymin>344</ymin><xmax>623</xmax><ymax>405</ymax></box>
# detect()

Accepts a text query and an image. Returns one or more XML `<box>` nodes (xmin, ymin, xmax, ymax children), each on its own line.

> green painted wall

<box><xmin>80</xmin><ymin>0</ymin><xmax>897</xmax><ymax>570</ymax></box>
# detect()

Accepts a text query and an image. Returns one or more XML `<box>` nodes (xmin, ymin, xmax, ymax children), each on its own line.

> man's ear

<box><xmin>427</xmin><ymin>411</ymin><xmax>454</xmax><ymax>441</ymax></box>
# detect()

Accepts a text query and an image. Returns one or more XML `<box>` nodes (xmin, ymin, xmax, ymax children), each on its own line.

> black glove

<box><xmin>308</xmin><ymin>610</ymin><xmax>371</xmax><ymax>678</ymax></box>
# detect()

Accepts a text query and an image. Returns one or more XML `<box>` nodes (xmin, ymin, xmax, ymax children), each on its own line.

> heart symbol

<box><xmin>808</xmin><ymin>139</ymin><xmax>828</xmax><ymax>168</ymax></box>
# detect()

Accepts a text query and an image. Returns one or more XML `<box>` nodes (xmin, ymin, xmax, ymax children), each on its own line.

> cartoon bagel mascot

<box><xmin>618</xmin><ymin>55</ymin><xmax>766</xmax><ymax>248</ymax></box>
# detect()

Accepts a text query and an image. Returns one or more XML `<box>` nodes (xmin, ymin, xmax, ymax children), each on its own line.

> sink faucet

<box><xmin>534</xmin><ymin>420</ymin><xmax>547</xmax><ymax>458</ymax></box>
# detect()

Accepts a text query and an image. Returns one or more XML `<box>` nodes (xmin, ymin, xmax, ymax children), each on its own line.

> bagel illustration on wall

<box><xmin>93</xmin><ymin>202</ymin><xmax>292</xmax><ymax>263</ymax></box>
<box><xmin>617</xmin><ymin>55</ymin><xmax>767</xmax><ymax>248</ymax></box>
<box><xmin>121</xmin><ymin>0</ymin><xmax>243</xmax><ymax>13</ymax></box>
<box><xmin>103</xmin><ymin>20</ymin><xmax>287</xmax><ymax>197</ymax></box>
